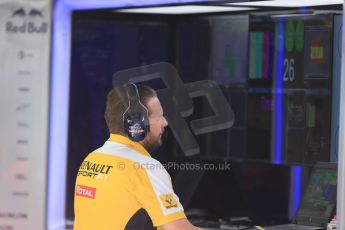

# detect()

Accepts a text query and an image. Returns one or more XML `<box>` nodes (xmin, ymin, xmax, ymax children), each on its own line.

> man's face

<box><xmin>141</xmin><ymin>97</ymin><xmax>168</xmax><ymax>152</ymax></box>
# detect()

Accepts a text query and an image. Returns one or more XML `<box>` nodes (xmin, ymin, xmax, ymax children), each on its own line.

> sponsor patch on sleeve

<box><xmin>159</xmin><ymin>194</ymin><xmax>178</xmax><ymax>209</ymax></box>
<box><xmin>76</xmin><ymin>185</ymin><xmax>96</xmax><ymax>199</ymax></box>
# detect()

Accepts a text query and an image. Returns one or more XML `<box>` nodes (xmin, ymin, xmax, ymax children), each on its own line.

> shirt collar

<box><xmin>108</xmin><ymin>134</ymin><xmax>151</xmax><ymax>157</ymax></box>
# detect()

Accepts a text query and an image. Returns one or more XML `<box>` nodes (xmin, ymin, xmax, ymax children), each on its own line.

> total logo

<box><xmin>6</xmin><ymin>8</ymin><xmax>48</xmax><ymax>34</ymax></box>
<box><xmin>76</xmin><ymin>185</ymin><xmax>96</xmax><ymax>199</ymax></box>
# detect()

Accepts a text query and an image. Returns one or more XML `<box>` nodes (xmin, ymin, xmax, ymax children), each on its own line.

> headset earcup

<box><xmin>124</xmin><ymin>114</ymin><xmax>149</xmax><ymax>142</ymax></box>
<box><xmin>122</xmin><ymin>83</ymin><xmax>150</xmax><ymax>142</ymax></box>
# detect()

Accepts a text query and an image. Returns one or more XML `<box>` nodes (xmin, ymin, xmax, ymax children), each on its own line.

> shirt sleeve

<box><xmin>131</xmin><ymin>160</ymin><xmax>186</xmax><ymax>227</ymax></box>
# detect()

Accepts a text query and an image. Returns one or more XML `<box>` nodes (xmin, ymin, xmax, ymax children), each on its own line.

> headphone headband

<box><xmin>126</xmin><ymin>83</ymin><xmax>140</xmax><ymax>102</ymax></box>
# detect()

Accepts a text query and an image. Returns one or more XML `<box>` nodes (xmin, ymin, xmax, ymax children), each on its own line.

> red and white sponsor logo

<box><xmin>76</xmin><ymin>185</ymin><xmax>96</xmax><ymax>199</ymax></box>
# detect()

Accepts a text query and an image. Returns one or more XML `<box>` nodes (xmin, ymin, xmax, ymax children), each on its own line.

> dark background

<box><xmin>66</xmin><ymin>9</ymin><xmax>336</xmax><ymax>226</ymax></box>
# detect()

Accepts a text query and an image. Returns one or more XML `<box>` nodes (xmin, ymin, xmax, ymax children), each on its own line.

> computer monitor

<box><xmin>294</xmin><ymin>162</ymin><xmax>337</xmax><ymax>226</ymax></box>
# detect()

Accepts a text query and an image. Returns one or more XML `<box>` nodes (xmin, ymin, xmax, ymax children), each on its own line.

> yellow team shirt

<box><xmin>74</xmin><ymin>134</ymin><xmax>186</xmax><ymax>230</ymax></box>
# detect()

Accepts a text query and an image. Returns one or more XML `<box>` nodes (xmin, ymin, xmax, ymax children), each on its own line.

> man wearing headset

<box><xmin>74</xmin><ymin>84</ymin><xmax>203</xmax><ymax>230</ymax></box>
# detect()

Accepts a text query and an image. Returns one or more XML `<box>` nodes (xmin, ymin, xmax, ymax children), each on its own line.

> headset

<box><xmin>123</xmin><ymin>83</ymin><xmax>149</xmax><ymax>142</ymax></box>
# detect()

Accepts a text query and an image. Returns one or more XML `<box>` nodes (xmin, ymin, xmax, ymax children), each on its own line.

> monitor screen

<box><xmin>247</xmin><ymin>14</ymin><xmax>333</xmax><ymax>164</ymax></box>
<box><xmin>210</xmin><ymin>16</ymin><xmax>249</xmax><ymax>86</ymax></box>
<box><xmin>296</xmin><ymin>162</ymin><xmax>337</xmax><ymax>225</ymax></box>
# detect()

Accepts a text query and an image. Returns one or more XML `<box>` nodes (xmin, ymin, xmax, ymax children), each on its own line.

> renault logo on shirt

<box><xmin>77</xmin><ymin>160</ymin><xmax>113</xmax><ymax>179</ymax></box>
<box><xmin>160</xmin><ymin>194</ymin><xmax>178</xmax><ymax>209</ymax></box>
